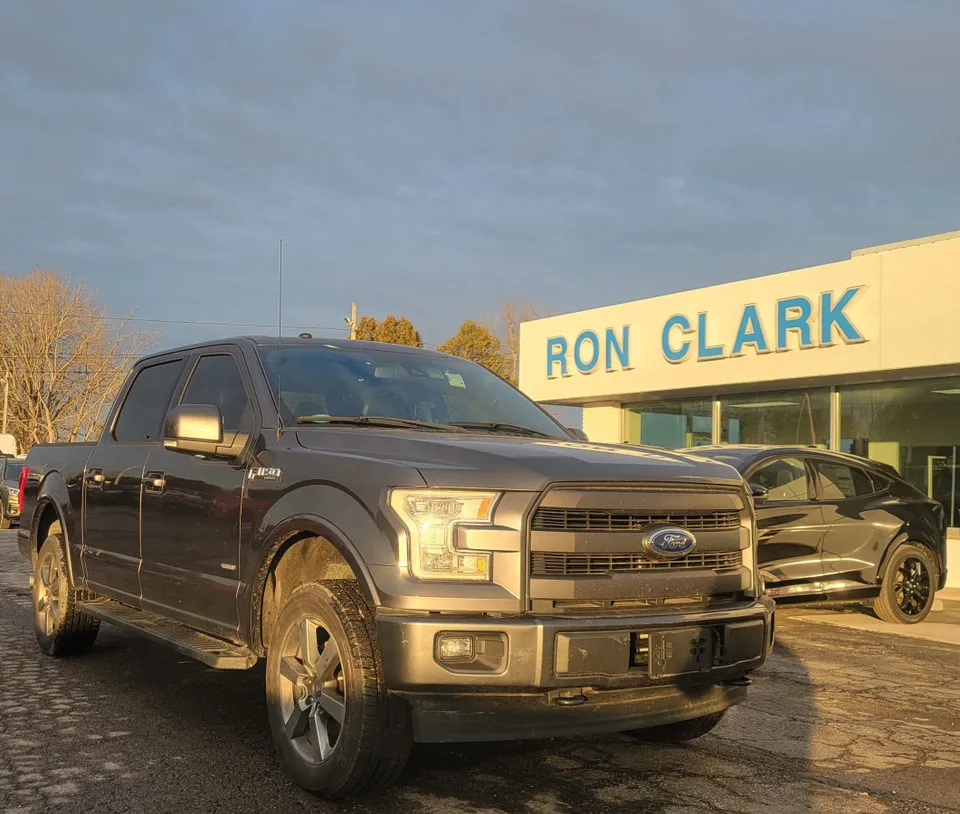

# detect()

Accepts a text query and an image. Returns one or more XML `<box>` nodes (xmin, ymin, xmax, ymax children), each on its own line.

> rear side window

<box><xmin>815</xmin><ymin>462</ymin><xmax>875</xmax><ymax>500</ymax></box>
<box><xmin>113</xmin><ymin>361</ymin><xmax>183</xmax><ymax>443</ymax></box>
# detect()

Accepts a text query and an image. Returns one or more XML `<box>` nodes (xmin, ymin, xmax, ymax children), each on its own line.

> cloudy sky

<box><xmin>2</xmin><ymin>0</ymin><xmax>959</xmax><ymax>350</ymax></box>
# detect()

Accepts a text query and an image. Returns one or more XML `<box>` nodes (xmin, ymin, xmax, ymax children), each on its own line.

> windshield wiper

<box><xmin>446</xmin><ymin>421</ymin><xmax>555</xmax><ymax>438</ymax></box>
<box><xmin>296</xmin><ymin>415</ymin><xmax>464</xmax><ymax>432</ymax></box>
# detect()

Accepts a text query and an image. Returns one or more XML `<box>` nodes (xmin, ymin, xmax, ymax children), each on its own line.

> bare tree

<box><xmin>0</xmin><ymin>269</ymin><xmax>158</xmax><ymax>451</ymax></box>
<box><xmin>486</xmin><ymin>299</ymin><xmax>542</xmax><ymax>384</ymax></box>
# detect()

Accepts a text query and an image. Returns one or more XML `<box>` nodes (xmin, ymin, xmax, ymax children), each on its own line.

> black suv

<box><xmin>0</xmin><ymin>456</ymin><xmax>24</xmax><ymax>530</ymax></box>
<box><xmin>683</xmin><ymin>445</ymin><xmax>947</xmax><ymax>624</ymax></box>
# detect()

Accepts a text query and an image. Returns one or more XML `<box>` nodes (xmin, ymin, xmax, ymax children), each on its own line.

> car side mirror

<box><xmin>566</xmin><ymin>427</ymin><xmax>589</xmax><ymax>442</ymax></box>
<box><xmin>749</xmin><ymin>483</ymin><xmax>769</xmax><ymax>503</ymax></box>
<box><xmin>163</xmin><ymin>404</ymin><xmax>247</xmax><ymax>459</ymax></box>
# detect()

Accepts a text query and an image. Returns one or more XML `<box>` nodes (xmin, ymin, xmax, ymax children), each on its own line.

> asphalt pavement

<box><xmin>1</xmin><ymin>530</ymin><xmax>958</xmax><ymax>814</ymax></box>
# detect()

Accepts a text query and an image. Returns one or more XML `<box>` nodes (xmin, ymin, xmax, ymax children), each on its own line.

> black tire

<box><xmin>33</xmin><ymin>534</ymin><xmax>100</xmax><ymax>656</ymax></box>
<box><xmin>624</xmin><ymin>710</ymin><xmax>727</xmax><ymax>744</ymax></box>
<box><xmin>874</xmin><ymin>543</ymin><xmax>938</xmax><ymax>625</ymax></box>
<box><xmin>265</xmin><ymin>581</ymin><xmax>412</xmax><ymax>798</ymax></box>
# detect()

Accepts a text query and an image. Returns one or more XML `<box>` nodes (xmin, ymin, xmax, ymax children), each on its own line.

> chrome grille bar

<box><xmin>531</xmin><ymin>550</ymin><xmax>742</xmax><ymax>577</ymax></box>
<box><xmin>531</xmin><ymin>507</ymin><xmax>740</xmax><ymax>532</ymax></box>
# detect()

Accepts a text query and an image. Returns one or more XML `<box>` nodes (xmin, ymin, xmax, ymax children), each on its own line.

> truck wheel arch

<box><xmin>252</xmin><ymin>516</ymin><xmax>381</xmax><ymax>655</ymax></box>
<box><xmin>31</xmin><ymin>497</ymin><xmax>74</xmax><ymax>585</ymax></box>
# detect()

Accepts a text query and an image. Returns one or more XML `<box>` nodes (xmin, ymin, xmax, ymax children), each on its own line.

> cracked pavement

<box><xmin>1</xmin><ymin>530</ymin><xmax>958</xmax><ymax>814</ymax></box>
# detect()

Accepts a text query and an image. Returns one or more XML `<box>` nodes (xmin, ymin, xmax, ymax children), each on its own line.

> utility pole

<box><xmin>345</xmin><ymin>301</ymin><xmax>358</xmax><ymax>340</ymax></box>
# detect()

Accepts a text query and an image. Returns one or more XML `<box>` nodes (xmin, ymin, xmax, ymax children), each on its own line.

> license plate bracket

<box><xmin>648</xmin><ymin>626</ymin><xmax>716</xmax><ymax>679</ymax></box>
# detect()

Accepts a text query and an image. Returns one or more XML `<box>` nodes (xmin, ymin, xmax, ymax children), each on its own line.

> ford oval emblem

<box><xmin>642</xmin><ymin>526</ymin><xmax>697</xmax><ymax>559</ymax></box>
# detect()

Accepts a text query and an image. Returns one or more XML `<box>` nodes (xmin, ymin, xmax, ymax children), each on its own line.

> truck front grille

<box><xmin>531</xmin><ymin>550</ymin><xmax>742</xmax><ymax>577</ymax></box>
<box><xmin>531</xmin><ymin>507</ymin><xmax>740</xmax><ymax>532</ymax></box>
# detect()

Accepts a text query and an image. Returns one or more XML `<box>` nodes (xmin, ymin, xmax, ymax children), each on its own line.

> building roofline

<box><xmin>851</xmin><ymin>230</ymin><xmax>960</xmax><ymax>257</ymax></box>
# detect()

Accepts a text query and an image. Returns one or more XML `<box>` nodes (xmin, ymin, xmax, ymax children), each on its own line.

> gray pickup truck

<box><xmin>19</xmin><ymin>336</ymin><xmax>774</xmax><ymax>798</ymax></box>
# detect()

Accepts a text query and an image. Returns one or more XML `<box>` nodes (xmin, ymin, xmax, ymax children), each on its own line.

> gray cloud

<box><xmin>1</xmin><ymin>0</ymin><xmax>959</xmax><ymax>348</ymax></box>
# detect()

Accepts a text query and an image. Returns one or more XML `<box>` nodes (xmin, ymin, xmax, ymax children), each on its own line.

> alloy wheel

<box><xmin>894</xmin><ymin>556</ymin><xmax>931</xmax><ymax>617</ymax></box>
<box><xmin>277</xmin><ymin>616</ymin><xmax>346</xmax><ymax>762</ymax></box>
<box><xmin>35</xmin><ymin>549</ymin><xmax>62</xmax><ymax>636</ymax></box>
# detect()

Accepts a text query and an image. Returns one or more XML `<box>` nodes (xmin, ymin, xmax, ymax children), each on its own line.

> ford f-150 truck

<box><xmin>19</xmin><ymin>336</ymin><xmax>774</xmax><ymax>798</ymax></box>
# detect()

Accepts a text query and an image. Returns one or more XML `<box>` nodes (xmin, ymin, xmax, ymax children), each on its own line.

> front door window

<box><xmin>749</xmin><ymin>457</ymin><xmax>810</xmax><ymax>503</ymax></box>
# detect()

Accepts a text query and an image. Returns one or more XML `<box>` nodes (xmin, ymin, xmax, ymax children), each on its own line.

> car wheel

<box><xmin>265</xmin><ymin>581</ymin><xmax>412</xmax><ymax>798</ymax></box>
<box><xmin>33</xmin><ymin>534</ymin><xmax>100</xmax><ymax>656</ymax></box>
<box><xmin>874</xmin><ymin>543</ymin><xmax>938</xmax><ymax>625</ymax></box>
<box><xmin>623</xmin><ymin>709</ymin><xmax>727</xmax><ymax>743</ymax></box>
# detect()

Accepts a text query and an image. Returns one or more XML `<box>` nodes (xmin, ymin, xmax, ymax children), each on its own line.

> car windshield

<box><xmin>256</xmin><ymin>344</ymin><xmax>567</xmax><ymax>439</ymax></box>
<box><xmin>2</xmin><ymin>462</ymin><xmax>24</xmax><ymax>485</ymax></box>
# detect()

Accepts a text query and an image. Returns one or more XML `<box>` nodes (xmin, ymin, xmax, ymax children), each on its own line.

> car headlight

<box><xmin>388</xmin><ymin>489</ymin><xmax>499</xmax><ymax>581</ymax></box>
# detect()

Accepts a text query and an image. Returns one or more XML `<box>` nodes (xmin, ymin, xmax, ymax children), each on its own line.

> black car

<box><xmin>0</xmin><ymin>456</ymin><xmax>24</xmax><ymax>530</ymax></box>
<box><xmin>681</xmin><ymin>445</ymin><xmax>947</xmax><ymax>624</ymax></box>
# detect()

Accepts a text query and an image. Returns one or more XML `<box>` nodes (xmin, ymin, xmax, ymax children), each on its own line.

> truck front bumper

<box><xmin>376</xmin><ymin>596</ymin><xmax>775</xmax><ymax>743</ymax></box>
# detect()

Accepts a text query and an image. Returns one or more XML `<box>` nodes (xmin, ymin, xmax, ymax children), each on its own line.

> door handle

<box><xmin>87</xmin><ymin>469</ymin><xmax>105</xmax><ymax>489</ymax></box>
<box><xmin>143</xmin><ymin>472</ymin><xmax>166</xmax><ymax>494</ymax></box>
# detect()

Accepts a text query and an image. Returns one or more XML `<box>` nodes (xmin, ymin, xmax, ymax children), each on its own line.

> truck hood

<box><xmin>295</xmin><ymin>429</ymin><xmax>743</xmax><ymax>491</ymax></box>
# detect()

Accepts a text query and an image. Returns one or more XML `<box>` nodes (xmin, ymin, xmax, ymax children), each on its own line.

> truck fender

<box><xmin>244</xmin><ymin>482</ymin><xmax>402</xmax><ymax>652</ymax></box>
<box><xmin>256</xmin><ymin>514</ymin><xmax>380</xmax><ymax>604</ymax></box>
<box><xmin>246</xmin><ymin>507</ymin><xmax>388</xmax><ymax>654</ymax></box>
<box><xmin>31</xmin><ymin>472</ymin><xmax>78</xmax><ymax>586</ymax></box>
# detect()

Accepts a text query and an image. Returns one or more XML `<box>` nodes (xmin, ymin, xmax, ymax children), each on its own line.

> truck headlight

<box><xmin>389</xmin><ymin>489</ymin><xmax>499</xmax><ymax>581</ymax></box>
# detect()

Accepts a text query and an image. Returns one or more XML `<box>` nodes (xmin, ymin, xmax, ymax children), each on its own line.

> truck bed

<box><xmin>24</xmin><ymin>442</ymin><xmax>96</xmax><ymax>483</ymax></box>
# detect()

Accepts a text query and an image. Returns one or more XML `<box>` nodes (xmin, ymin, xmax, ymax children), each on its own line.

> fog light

<box><xmin>437</xmin><ymin>634</ymin><xmax>475</xmax><ymax>663</ymax></box>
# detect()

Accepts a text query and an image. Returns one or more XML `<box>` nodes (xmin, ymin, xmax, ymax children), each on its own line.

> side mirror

<box><xmin>163</xmin><ymin>404</ymin><xmax>247</xmax><ymax>459</ymax></box>
<box><xmin>749</xmin><ymin>483</ymin><xmax>769</xmax><ymax>503</ymax></box>
<box><xmin>566</xmin><ymin>426</ymin><xmax>589</xmax><ymax>442</ymax></box>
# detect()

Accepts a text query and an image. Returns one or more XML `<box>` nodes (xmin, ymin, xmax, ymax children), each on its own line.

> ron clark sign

<box><xmin>546</xmin><ymin>286</ymin><xmax>866</xmax><ymax>378</ymax></box>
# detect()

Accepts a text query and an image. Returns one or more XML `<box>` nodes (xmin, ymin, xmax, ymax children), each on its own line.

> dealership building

<box><xmin>519</xmin><ymin>230</ymin><xmax>960</xmax><ymax>585</ymax></box>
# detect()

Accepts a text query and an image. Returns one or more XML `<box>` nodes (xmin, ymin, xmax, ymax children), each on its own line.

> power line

<box><xmin>1</xmin><ymin>309</ymin><xmax>351</xmax><ymax>333</ymax></box>
<box><xmin>0</xmin><ymin>312</ymin><xmax>525</xmax><ymax>360</ymax></box>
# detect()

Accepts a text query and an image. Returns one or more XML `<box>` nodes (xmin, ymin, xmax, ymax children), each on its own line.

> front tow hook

<box><xmin>553</xmin><ymin>688</ymin><xmax>588</xmax><ymax>706</ymax></box>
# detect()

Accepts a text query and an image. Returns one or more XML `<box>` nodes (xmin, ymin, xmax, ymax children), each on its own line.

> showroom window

<box><xmin>623</xmin><ymin>398</ymin><xmax>713</xmax><ymax>448</ymax></box>
<box><xmin>719</xmin><ymin>389</ymin><xmax>830</xmax><ymax>448</ymax></box>
<box><xmin>839</xmin><ymin>378</ymin><xmax>960</xmax><ymax>527</ymax></box>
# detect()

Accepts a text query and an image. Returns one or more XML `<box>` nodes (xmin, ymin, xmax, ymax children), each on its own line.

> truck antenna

<box><xmin>277</xmin><ymin>238</ymin><xmax>284</xmax><ymax>436</ymax></box>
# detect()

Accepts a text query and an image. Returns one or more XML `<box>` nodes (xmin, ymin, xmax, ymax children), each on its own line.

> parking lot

<box><xmin>0</xmin><ymin>530</ymin><xmax>957</xmax><ymax>814</ymax></box>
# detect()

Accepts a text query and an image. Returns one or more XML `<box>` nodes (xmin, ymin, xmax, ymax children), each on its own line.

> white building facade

<box><xmin>519</xmin><ymin>231</ymin><xmax>960</xmax><ymax>576</ymax></box>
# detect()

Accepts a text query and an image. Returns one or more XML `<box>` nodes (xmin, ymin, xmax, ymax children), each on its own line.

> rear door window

<box><xmin>113</xmin><ymin>361</ymin><xmax>184</xmax><ymax>443</ymax></box>
<box><xmin>814</xmin><ymin>461</ymin><xmax>875</xmax><ymax>500</ymax></box>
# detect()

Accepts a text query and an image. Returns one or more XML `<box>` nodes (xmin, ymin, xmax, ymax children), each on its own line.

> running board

<box><xmin>763</xmin><ymin>579</ymin><xmax>873</xmax><ymax>600</ymax></box>
<box><xmin>77</xmin><ymin>598</ymin><xmax>258</xmax><ymax>670</ymax></box>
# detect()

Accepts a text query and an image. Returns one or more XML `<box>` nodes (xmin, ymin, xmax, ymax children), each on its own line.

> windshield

<box><xmin>2</xmin><ymin>462</ymin><xmax>24</xmax><ymax>485</ymax></box>
<box><xmin>256</xmin><ymin>344</ymin><xmax>567</xmax><ymax>438</ymax></box>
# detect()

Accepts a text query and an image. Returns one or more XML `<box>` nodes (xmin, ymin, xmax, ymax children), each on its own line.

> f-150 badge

<box><xmin>248</xmin><ymin>466</ymin><xmax>283</xmax><ymax>482</ymax></box>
